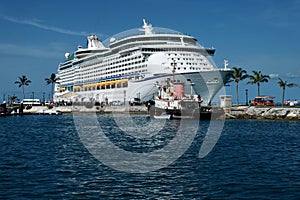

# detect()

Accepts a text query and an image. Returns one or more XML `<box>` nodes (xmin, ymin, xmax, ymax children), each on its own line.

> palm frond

<box><xmin>287</xmin><ymin>83</ymin><xmax>299</xmax><ymax>88</ymax></box>
<box><xmin>45</xmin><ymin>73</ymin><xmax>59</xmax><ymax>85</ymax></box>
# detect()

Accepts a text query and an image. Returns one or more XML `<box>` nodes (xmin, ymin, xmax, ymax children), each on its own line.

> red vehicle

<box><xmin>250</xmin><ymin>96</ymin><xmax>275</xmax><ymax>106</ymax></box>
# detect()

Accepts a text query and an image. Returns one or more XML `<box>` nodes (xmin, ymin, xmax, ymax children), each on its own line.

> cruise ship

<box><xmin>54</xmin><ymin>20</ymin><xmax>232</xmax><ymax>106</ymax></box>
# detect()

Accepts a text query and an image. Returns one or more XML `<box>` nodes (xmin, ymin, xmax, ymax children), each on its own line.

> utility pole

<box><xmin>32</xmin><ymin>92</ymin><xmax>34</xmax><ymax>105</ymax></box>
<box><xmin>189</xmin><ymin>81</ymin><xmax>195</xmax><ymax>96</ymax></box>
<box><xmin>245</xmin><ymin>89</ymin><xmax>249</xmax><ymax>106</ymax></box>
<box><xmin>43</xmin><ymin>92</ymin><xmax>45</xmax><ymax>104</ymax></box>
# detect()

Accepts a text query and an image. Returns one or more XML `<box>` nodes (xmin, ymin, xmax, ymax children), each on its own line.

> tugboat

<box><xmin>147</xmin><ymin>60</ymin><xmax>225</xmax><ymax>120</ymax></box>
<box><xmin>149</xmin><ymin>77</ymin><xmax>216</xmax><ymax>120</ymax></box>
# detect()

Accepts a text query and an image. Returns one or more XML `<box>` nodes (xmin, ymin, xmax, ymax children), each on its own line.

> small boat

<box><xmin>153</xmin><ymin>113</ymin><xmax>171</xmax><ymax>119</ymax></box>
<box><xmin>225</xmin><ymin>112</ymin><xmax>236</xmax><ymax>119</ymax></box>
<box><xmin>37</xmin><ymin>109</ymin><xmax>62</xmax><ymax>115</ymax></box>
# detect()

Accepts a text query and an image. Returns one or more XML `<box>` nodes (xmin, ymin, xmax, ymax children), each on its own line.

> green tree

<box><xmin>247</xmin><ymin>71</ymin><xmax>270</xmax><ymax>96</ymax></box>
<box><xmin>226</xmin><ymin>67</ymin><xmax>248</xmax><ymax>105</ymax></box>
<box><xmin>15</xmin><ymin>75</ymin><xmax>31</xmax><ymax>99</ymax></box>
<box><xmin>45</xmin><ymin>73</ymin><xmax>59</xmax><ymax>101</ymax></box>
<box><xmin>277</xmin><ymin>78</ymin><xmax>299</xmax><ymax>106</ymax></box>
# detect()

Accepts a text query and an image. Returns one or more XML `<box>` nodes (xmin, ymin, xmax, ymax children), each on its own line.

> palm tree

<box><xmin>15</xmin><ymin>75</ymin><xmax>31</xmax><ymax>99</ymax></box>
<box><xmin>45</xmin><ymin>73</ymin><xmax>59</xmax><ymax>101</ymax></box>
<box><xmin>277</xmin><ymin>78</ymin><xmax>299</xmax><ymax>106</ymax></box>
<box><xmin>247</xmin><ymin>70</ymin><xmax>270</xmax><ymax>96</ymax></box>
<box><xmin>226</xmin><ymin>67</ymin><xmax>248</xmax><ymax>105</ymax></box>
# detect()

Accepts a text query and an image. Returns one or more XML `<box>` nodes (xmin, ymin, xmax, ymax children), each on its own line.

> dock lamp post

<box><xmin>42</xmin><ymin>92</ymin><xmax>45</xmax><ymax>104</ymax></box>
<box><xmin>245</xmin><ymin>89</ymin><xmax>248</xmax><ymax>106</ymax></box>
<box><xmin>123</xmin><ymin>90</ymin><xmax>126</xmax><ymax>105</ymax></box>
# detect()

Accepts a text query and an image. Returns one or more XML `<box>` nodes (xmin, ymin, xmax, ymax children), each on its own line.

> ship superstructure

<box><xmin>55</xmin><ymin>20</ymin><xmax>232</xmax><ymax>105</ymax></box>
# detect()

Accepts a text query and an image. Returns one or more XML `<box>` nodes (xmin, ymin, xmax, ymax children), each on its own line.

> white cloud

<box><xmin>0</xmin><ymin>43</ymin><xmax>62</xmax><ymax>58</ymax></box>
<box><xmin>285</xmin><ymin>72</ymin><xmax>300</xmax><ymax>78</ymax></box>
<box><xmin>1</xmin><ymin>15</ymin><xmax>88</xmax><ymax>36</ymax></box>
<box><xmin>269</xmin><ymin>74</ymin><xmax>279</xmax><ymax>79</ymax></box>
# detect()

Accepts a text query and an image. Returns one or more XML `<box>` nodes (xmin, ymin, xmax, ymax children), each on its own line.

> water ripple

<box><xmin>0</xmin><ymin>116</ymin><xmax>299</xmax><ymax>199</ymax></box>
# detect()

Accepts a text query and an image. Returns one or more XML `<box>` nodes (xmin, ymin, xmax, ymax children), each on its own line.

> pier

<box><xmin>0</xmin><ymin>105</ymin><xmax>148</xmax><ymax>116</ymax></box>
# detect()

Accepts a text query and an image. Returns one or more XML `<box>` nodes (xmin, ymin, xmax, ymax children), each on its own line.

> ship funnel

<box><xmin>87</xmin><ymin>35</ymin><xmax>106</xmax><ymax>49</ymax></box>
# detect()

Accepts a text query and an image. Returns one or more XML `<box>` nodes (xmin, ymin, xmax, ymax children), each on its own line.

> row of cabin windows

<box><xmin>78</xmin><ymin>53</ymin><xmax>139</xmax><ymax>72</ymax></box>
<box><xmin>175</xmin><ymin>67</ymin><xmax>208</xmax><ymax>71</ymax></box>
<box><xmin>73</xmin><ymin>82</ymin><xmax>128</xmax><ymax>92</ymax></box>
<box><xmin>171</xmin><ymin>62</ymin><xmax>208</xmax><ymax>67</ymax></box>
<box><xmin>60</xmin><ymin>53</ymin><xmax>139</xmax><ymax>84</ymax></box>
<box><xmin>80</xmin><ymin>60</ymin><xmax>144</xmax><ymax>76</ymax></box>
<box><xmin>79</xmin><ymin>65</ymin><xmax>147</xmax><ymax>80</ymax></box>
<box><xmin>173</xmin><ymin>57</ymin><xmax>201</xmax><ymax>61</ymax></box>
<box><xmin>77</xmin><ymin>69</ymin><xmax>146</xmax><ymax>83</ymax></box>
<box><xmin>100</xmin><ymin>53</ymin><xmax>136</xmax><ymax>65</ymax></box>
<box><xmin>105</xmin><ymin>69</ymin><xmax>147</xmax><ymax>79</ymax></box>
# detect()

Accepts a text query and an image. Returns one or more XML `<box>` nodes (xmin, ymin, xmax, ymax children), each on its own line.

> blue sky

<box><xmin>0</xmin><ymin>0</ymin><xmax>300</xmax><ymax>103</ymax></box>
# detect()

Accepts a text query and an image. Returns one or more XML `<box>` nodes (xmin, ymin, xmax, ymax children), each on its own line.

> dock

<box><xmin>0</xmin><ymin>105</ymin><xmax>148</xmax><ymax>116</ymax></box>
<box><xmin>1</xmin><ymin>104</ymin><xmax>300</xmax><ymax>120</ymax></box>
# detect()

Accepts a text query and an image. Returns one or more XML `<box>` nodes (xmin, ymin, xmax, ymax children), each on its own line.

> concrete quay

<box><xmin>20</xmin><ymin>105</ymin><xmax>148</xmax><ymax>115</ymax></box>
<box><xmin>224</xmin><ymin>106</ymin><xmax>300</xmax><ymax>120</ymax></box>
<box><xmin>4</xmin><ymin>104</ymin><xmax>300</xmax><ymax>121</ymax></box>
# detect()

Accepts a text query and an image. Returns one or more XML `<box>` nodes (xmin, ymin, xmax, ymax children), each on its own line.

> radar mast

<box><xmin>142</xmin><ymin>19</ymin><xmax>153</xmax><ymax>35</ymax></box>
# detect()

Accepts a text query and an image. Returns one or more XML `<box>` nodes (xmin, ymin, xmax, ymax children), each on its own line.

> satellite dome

<box><xmin>65</xmin><ymin>52</ymin><xmax>70</xmax><ymax>59</ymax></box>
<box><xmin>110</xmin><ymin>37</ymin><xmax>116</xmax><ymax>43</ymax></box>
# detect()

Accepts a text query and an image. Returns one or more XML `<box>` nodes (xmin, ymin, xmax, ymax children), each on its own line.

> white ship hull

<box><xmin>70</xmin><ymin>70</ymin><xmax>230</xmax><ymax>106</ymax></box>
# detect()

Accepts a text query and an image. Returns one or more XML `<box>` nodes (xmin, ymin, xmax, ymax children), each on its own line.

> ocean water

<box><xmin>0</xmin><ymin>114</ymin><xmax>299</xmax><ymax>199</ymax></box>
